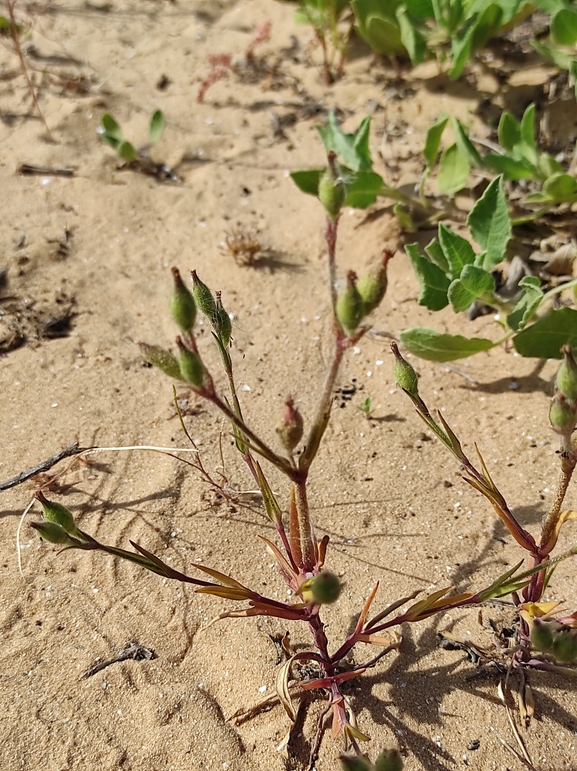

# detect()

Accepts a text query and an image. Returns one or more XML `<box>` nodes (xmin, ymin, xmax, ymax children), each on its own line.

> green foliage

<box><xmin>290</xmin><ymin>0</ymin><xmax>351</xmax><ymax>82</ymax></box>
<box><xmin>532</xmin><ymin>6</ymin><xmax>577</xmax><ymax>99</ymax></box>
<box><xmin>99</xmin><ymin>110</ymin><xmax>166</xmax><ymax>164</ymax></box>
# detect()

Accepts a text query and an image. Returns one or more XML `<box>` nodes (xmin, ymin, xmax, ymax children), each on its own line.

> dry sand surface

<box><xmin>1</xmin><ymin>1</ymin><xmax>577</xmax><ymax>769</ymax></box>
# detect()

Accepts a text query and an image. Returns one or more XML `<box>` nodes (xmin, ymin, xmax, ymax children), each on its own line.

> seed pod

<box><xmin>215</xmin><ymin>292</ymin><xmax>232</xmax><ymax>347</ymax></box>
<box><xmin>552</xmin><ymin>627</ymin><xmax>577</xmax><ymax>663</ymax></box>
<box><xmin>31</xmin><ymin>520</ymin><xmax>76</xmax><ymax>546</ymax></box>
<box><xmin>318</xmin><ymin>151</ymin><xmax>346</xmax><ymax>220</ymax></box>
<box><xmin>357</xmin><ymin>250</ymin><xmax>393</xmax><ymax>316</ymax></box>
<box><xmin>36</xmin><ymin>491</ymin><xmax>82</xmax><ymax>538</ymax></box>
<box><xmin>191</xmin><ymin>270</ymin><xmax>218</xmax><ymax>324</ymax></box>
<box><xmin>531</xmin><ymin>617</ymin><xmax>554</xmax><ymax>653</ymax></box>
<box><xmin>311</xmin><ymin>571</ymin><xmax>341</xmax><ymax>605</ymax></box>
<box><xmin>556</xmin><ymin>345</ymin><xmax>577</xmax><ymax>402</ymax></box>
<box><xmin>170</xmin><ymin>267</ymin><xmax>196</xmax><ymax>333</ymax></box>
<box><xmin>391</xmin><ymin>342</ymin><xmax>419</xmax><ymax>398</ymax></box>
<box><xmin>138</xmin><ymin>343</ymin><xmax>184</xmax><ymax>381</ymax></box>
<box><xmin>339</xmin><ymin>757</ymin><xmax>371</xmax><ymax>771</ymax></box>
<box><xmin>375</xmin><ymin>749</ymin><xmax>404</xmax><ymax>771</ymax></box>
<box><xmin>276</xmin><ymin>397</ymin><xmax>304</xmax><ymax>453</ymax></box>
<box><xmin>177</xmin><ymin>339</ymin><xmax>205</xmax><ymax>387</ymax></box>
<box><xmin>336</xmin><ymin>271</ymin><xmax>364</xmax><ymax>335</ymax></box>
<box><xmin>549</xmin><ymin>393</ymin><xmax>576</xmax><ymax>436</ymax></box>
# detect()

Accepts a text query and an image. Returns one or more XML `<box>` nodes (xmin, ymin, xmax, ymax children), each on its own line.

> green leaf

<box><xmin>437</xmin><ymin>143</ymin><xmax>470</xmax><ymax>195</ymax></box>
<box><xmin>393</xmin><ymin>202</ymin><xmax>417</xmax><ymax>232</ymax></box>
<box><xmin>470</xmin><ymin>3</ymin><xmax>503</xmax><ymax>50</ymax></box>
<box><xmin>400</xmin><ymin>327</ymin><xmax>495</xmax><ymax>361</ymax></box>
<box><xmin>397</xmin><ymin>5</ymin><xmax>427</xmax><ymax>64</ymax></box>
<box><xmin>506</xmin><ymin>276</ymin><xmax>543</xmax><ymax>332</ymax></box>
<box><xmin>425</xmin><ymin>238</ymin><xmax>449</xmax><ymax>273</ymax></box>
<box><xmin>423</xmin><ymin>113</ymin><xmax>449</xmax><ymax>170</ymax></box>
<box><xmin>448</xmin><ymin>264</ymin><xmax>496</xmax><ymax>313</ymax></box>
<box><xmin>117</xmin><ymin>141</ymin><xmax>137</xmax><ymax>162</ymax></box>
<box><xmin>484</xmin><ymin>153</ymin><xmax>538</xmax><ymax>180</ymax></box>
<box><xmin>317</xmin><ymin>113</ymin><xmax>373</xmax><ymax>172</ymax></box>
<box><xmin>438</xmin><ymin>223</ymin><xmax>476</xmax><ymax>278</ymax></box>
<box><xmin>344</xmin><ymin>170</ymin><xmax>384</xmax><ymax>208</ymax></box>
<box><xmin>405</xmin><ymin>243</ymin><xmax>450</xmax><ymax>311</ymax></box>
<box><xmin>101</xmin><ymin>113</ymin><xmax>123</xmax><ymax>142</ymax></box>
<box><xmin>520</xmin><ymin>103</ymin><xmax>538</xmax><ymax>166</ymax></box>
<box><xmin>542</xmin><ymin>172</ymin><xmax>577</xmax><ymax>203</ymax></box>
<box><xmin>538</xmin><ymin>153</ymin><xmax>564</xmax><ymax>179</ymax></box>
<box><xmin>551</xmin><ymin>8</ymin><xmax>577</xmax><ymax>47</ymax></box>
<box><xmin>497</xmin><ymin>111</ymin><xmax>521</xmax><ymax>153</ymax></box>
<box><xmin>149</xmin><ymin>109</ymin><xmax>166</xmax><ymax>144</ymax></box>
<box><xmin>531</xmin><ymin>38</ymin><xmax>574</xmax><ymax>70</ymax></box>
<box><xmin>453</xmin><ymin>118</ymin><xmax>483</xmax><ymax>168</ymax></box>
<box><xmin>513</xmin><ymin>308</ymin><xmax>577</xmax><ymax>358</ymax></box>
<box><xmin>290</xmin><ymin>169</ymin><xmax>323</xmax><ymax>196</ymax></box>
<box><xmin>351</xmin><ymin>0</ymin><xmax>406</xmax><ymax>56</ymax></box>
<box><xmin>467</xmin><ymin>176</ymin><xmax>511</xmax><ymax>269</ymax></box>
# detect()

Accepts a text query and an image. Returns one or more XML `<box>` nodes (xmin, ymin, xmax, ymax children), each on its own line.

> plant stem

<box><xmin>294</xmin><ymin>479</ymin><xmax>317</xmax><ymax>572</ymax></box>
<box><xmin>540</xmin><ymin>447</ymin><xmax>577</xmax><ymax>556</ymax></box>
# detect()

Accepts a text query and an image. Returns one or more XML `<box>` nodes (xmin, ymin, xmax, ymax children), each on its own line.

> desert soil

<box><xmin>1</xmin><ymin>1</ymin><xmax>577</xmax><ymax>770</ymax></box>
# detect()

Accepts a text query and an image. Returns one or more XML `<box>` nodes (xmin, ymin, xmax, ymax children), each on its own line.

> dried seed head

<box><xmin>375</xmin><ymin>749</ymin><xmax>404</xmax><ymax>771</ymax></box>
<box><xmin>222</xmin><ymin>225</ymin><xmax>263</xmax><ymax>266</ymax></box>
<box><xmin>170</xmin><ymin>267</ymin><xmax>196</xmax><ymax>333</ymax></box>
<box><xmin>318</xmin><ymin>151</ymin><xmax>346</xmax><ymax>220</ymax></box>
<box><xmin>391</xmin><ymin>342</ymin><xmax>419</xmax><ymax>398</ymax></box>
<box><xmin>336</xmin><ymin>271</ymin><xmax>364</xmax><ymax>335</ymax></box>
<box><xmin>556</xmin><ymin>344</ymin><xmax>577</xmax><ymax>402</ymax></box>
<box><xmin>357</xmin><ymin>250</ymin><xmax>393</xmax><ymax>316</ymax></box>
<box><xmin>139</xmin><ymin>342</ymin><xmax>184</xmax><ymax>381</ymax></box>
<box><xmin>311</xmin><ymin>571</ymin><xmax>341</xmax><ymax>605</ymax></box>
<box><xmin>177</xmin><ymin>339</ymin><xmax>205</xmax><ymax>387</ymax></box>
<box><xmin>276</xmin><ymin>397</ymin><xmax>304</xmax><ymax>453</ymax></box>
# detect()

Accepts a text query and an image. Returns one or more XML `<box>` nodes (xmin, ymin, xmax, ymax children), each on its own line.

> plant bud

<box><xmin>531</xmin><ymin>617</ymin><xmax>554</xmax><ymax>653</ymax></box>
<box><xmin>391</xmin><ymin>342</ymin><xmax>419</xmax><ymax>398</ymax></box>
<box><xmin>31</xmin><ymin>520</ymin><xmax>76</xmax><ymax>546</ymax></box>
<box><xmin>357</xmin><ymin>250</ymin><xmax>393</xmax><ymax>315</ymax></box>
<box><xmin>177</xmin><ymin>339</ymin><xmax>205</xmax><ymax>387</ymax></box>
<box><xmin>276</xmin><ymin>397</ymin><xmax>304</xmax><ymax>453</ymax></box>
<box><xmin>138</xmin><ymin>343</ymin><xmax>184</xmax><ymax>381</ymax></box>
<box><xmin>36</xmin><ymin>492</ymin><xmax>82</xmax><ymax>537</ymax></box>
<box><xmin>215</xmin><ymin>292</ymin><xmax>232</xmax><ymax>347</ymax></box>
<box><xmin>336</xmin><ymin>271</ymin><xmax>364</xmax><ymax>335</ymax></box>
<box><xmin>340</xmin><ymin>757</ymin><xmax>371</xmax><ymax>771</ymax></box>
<box><xmin>311</xmin><ymin>571</ymin><xmax>342</xmax><ymax>605</ymax></box>
<box><xmin>191</xmin><ymin>270</ymin><xmax>218</xmax><ymax>324</ymax></box>
<box><xmin>549</xmin><ymin>393</ymin><xmax>576</xmax><ymax>436</ymax></box>
<box><xmin>318</xmin><ymin>152</ymin><xmax>346</xmax><ymax>220</ymax></box>
<box><xmin>375</xmin><ymin>749</ymin><xmax>404</xmax><ymax>771</ymax></box>
<box><xmin>556</xmin><ymin>345</ymin><xmax>577</xmax><ymax>402</ymax></box>
<box><xmin>170</xmin><ymin>267</ymin><xmax>196</xmax><ymax>333</ymax></box>
<box><xmin>552</xmin><ymin>627</ymin><xmax>577</xmax><ymax>663</ymax></box>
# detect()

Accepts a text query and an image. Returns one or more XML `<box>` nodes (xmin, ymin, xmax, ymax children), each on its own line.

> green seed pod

<box><xmin>276</xmin><ymin>397</ymin><xmax>304</xmax><ymax>453</ymax></box>
<box><xmin>549</xmin><ymin>393</ymin><xmax>576</xmax><ymax>436</ymax></box>
<box><xmin>336</xmin><ymin>271</ymin><xmax>364</xmax><ymax>335</ymax></box>
<box><xmin>556</xmin><ymin>345</ymin><xmax>577</xmax><ymax>402</ymax></box>
<box><xmin>177</xmin><ymin>339</ymin><xmax>205</xmax><ymax>387</ymax></box>
<box><xmin>552</xmin><ymin>627</ymin><xmax>577</xmax><ymax>663</ymax></box>
<box><xmin>138</xmin><ymin>343</ymin><xmax>184</xmax><ymax>381</ymax></box>
<box><xmin>31</xmin><ymin>520</ymin><xmax>76</xmax><ymax>546</ymax></box>
<box><xmin>531</xmin><ymin>617</ymin><xmax>554</xmax><ymax>653</ymax></box>
<box><xmin>339</xmin><ymin>756</ymin><xmax>372</xmax><ymax>771</ymax></box>
<box><xmin>311</xmin><ymin>571</ymin><xmax>342</xmax><ymax>605</ymax></box>
<box><xmin>391</xmin><ymin>342</ymin><xmax>419</xmax><ymax>398</ymax></box>
<box><xmin>191</xmin><ymin>270</ymin><xmax>218</xmax><ymax>325</ymax></box>
<box><xmin>375</xmin><ymin>749</ymin><xmax>404</xmax><ymax>771</ymax></box>
<box><xmin>170</xmin><ymin>267</ymin><xmax>196</xmax><ymax>333</ymax></box>
<box><xmin>36</xmin><ymin>491</ymin><xmax>82</xmax><ymax>538</ymax></box>
<box><xmin>215</xmin><ymin>292</ymin><xmax>232</xmax><ymax>347</ymax></box>
<box><xmin>318</xmin><ymin>152</ymin><xmax>346</xmax><ymax>221</ymax></box>
<box><xmin>357</xmin><ymin>250</ymin><xmax>393</xmax><ymax>316</ymax></box>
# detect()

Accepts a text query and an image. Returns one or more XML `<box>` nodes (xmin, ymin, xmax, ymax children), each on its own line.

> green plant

<box><xmin>30</xmin><ymin>162</ymin><xmax>577</xmax><ymax>766</ymax></box>
<box><xmin>289</xmin><ymin>0</ymin><xmax>353</xmax><ymax>83</ymax></box>
<box><xmin>532</xmin><ymin>4</ymin><xmax>577</xmax><ymax>100</ymax></box>
<box><xmin>357</xmin><ymin>396</ymin><xmax>374</xmax><ymax>418</ymax></box>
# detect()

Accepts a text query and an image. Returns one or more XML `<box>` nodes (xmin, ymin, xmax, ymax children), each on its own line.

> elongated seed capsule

<box><xmin>549</xmin><ymin>393</ymin><xmax>576</xmax><ymax>436</ymax></box>
<box><xmin>375</xmin><ymin>749</ymin><xmax>404</xmax><ymax>771</ymax></box>
<box><xmin>339</xmin><ymin>757</ymin><xmax>371</xmax><ymax>771</ymax></box>
<box><xmin>36</xmin><ymin>491</ymin><xmax>82</xmax><ymax>538</ymax></box>
<box><xmin>276</xmin><ymin>397</ymin><xmax>304</xmax><ymax>453</ymax></box>
<box><xmin>170</xmin><ymin>267</ymin><xmax>196</xmax><ymax>333</ymax></box>
<box><xmin>552</xmin><ymin>627</ymin><xmax>577</xmax><ymax>663</ymax></box>
<box><xmin>357</xmin><ymin>249</ymin><xmax>393</xmax><ymax>315</ymax></box>
<box><xmin>177</xmin><ymin>339</ymin><xmax>204</xmax><ymax>387</ymax></box>
<box><xmin>336</xmin><ymin>271</ymin><xmax>364</xmax><ymax>335</ymax></box>
<box><xmin>391</xmin><ymin>342</ymin><xmax>419</xmax><ymax>398</ymax></box>
<box><xmin>191</xmin><ymin>270</ymin><xmax>218</xmax><ymax>324</ymax></box>
<box><xmin>138</xmin><ymin>343</ymin><xmax>184</xmax><ymax>381</ymax></box>
<box><xmin>556</xmin><ymin>345</ymin><xmax>577</xmax><ymax>402</ymax></box>
<box><xmin>215</xmin><ymin>292</ymin><xmax>232</xmax><ymax>347</ymax></box>
<box><xmin>318</xmin><ymin>151</ymin><xmax>346</xmax><ymax>221</ymax></box>
<box><xmin>531</xmin><ymin>617</ymin><xmax>554</xmax><ymax>653</ymax></box>
<box><xmin>31</xmin><ymin>520</ymin><xmax>76</xmax><ymax>545</ymax></box>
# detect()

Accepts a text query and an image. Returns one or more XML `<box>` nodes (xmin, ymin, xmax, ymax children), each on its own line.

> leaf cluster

<box><xmin>100</xmin><ymin>110</ymin><xmax>166</xmax><ymax>163</ymax></box>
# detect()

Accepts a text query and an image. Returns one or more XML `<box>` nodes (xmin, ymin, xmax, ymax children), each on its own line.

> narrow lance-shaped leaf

<box><xmin>149</xmin><ymin>109</ymin><xmax>166</xmax><ymax>143</ymax></box>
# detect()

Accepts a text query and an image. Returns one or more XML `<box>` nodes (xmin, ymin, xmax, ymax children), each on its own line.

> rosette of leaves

<box><xmin>100</xmin><ymin>110</ymin><xmax>166</xmax><ymax>163</ymax></box>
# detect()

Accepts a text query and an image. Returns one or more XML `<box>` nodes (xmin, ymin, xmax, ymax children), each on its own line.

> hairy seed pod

<box><xmin>138</xmin><ymin>343</ymin><xmax>184</xmax><ymax>381</ymax></box>
<box><xmin>552</xmin><ymin>627</ymin><xmax>577</xmax><ymax>663</ymax></box>
<box><xmin>276</xmin><ymin>397</ymin><xmax>304</xmax><ymax>453</ymax></box>
<box><xmin>549</xmin><ymin>393</ymin><xmax>576</xmax><ymax>436</ymax></box>
<box><xmin>391</xmin><ymin>343</ymin><xmax>419</xmax><ymax>398</ymax></box>
<box><xmin>375</xmin><ymin>749</ymin><xmax>404</xmax><ymax>771</ymax></box>
<box><xmin>339</xmin><ymin>757</ymin><xmax>371</xmax><ymax>771</ymax></box>
<box><xmin>36</xmin><ymin>492</ymin><xmax>81</xmax><ymax>537</ymax></box>
<box><xmin>318</xmin><ymin>152</ymin><xmax>346</xmax><ymax>220</ymax></box>
<box><xmin>31</xmin><ymin>520</ymin><xmax>76</xmax><ymax>545</ymax></box>
<box><xmin>170</xmin><ymin>267</ymin><xmax>196</xmax><ymax>333</ymax></box>
<box><xmin>531</xmin><ymin>617</ymin><xmax>554</xmax><ymax>653</ymax></box>
<box><xmin>357</xmin><ymin>250</ymin><xmax>393</xmax><ymax>315</ymax></box>
<box><xmin>336</xmin><ymin>271</ymin><xmax>364</xmax><ymax>335</ymax></box>
<box><xmin>311</xmin><ymin>571</ymin><xmax>342</xmax><ymax>605</ymax></box>
<box><xmin>177</xmin><ymin>339</ymin><xmax>204</xmax><ymax>387</ymax></box>
<box><xmin>556</xmin><ymin>345</ymin><xmax>577</xmax><ymax>402</ymax></box>
<box><xmin>191</xmin><ymin>270</ymin><xmax>218</xmax><ymax>324</ymax></box>
<box><xmin>215</xmin><ymin>292</ymin><xmax>232</xmax><ymax>347</ymax></box>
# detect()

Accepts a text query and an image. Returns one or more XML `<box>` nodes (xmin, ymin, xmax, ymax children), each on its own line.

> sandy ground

<box><xmin>1</xmin><ymin>2</ymin><xmax>577</xmax><ymax>770</ymax></box>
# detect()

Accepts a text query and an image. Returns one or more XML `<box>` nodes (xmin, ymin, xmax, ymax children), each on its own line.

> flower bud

<box><xmin>375</xmin><ymin>749</ymin><xmax>404</xmax><ymax>771</ymax></box>
<box><xmin>531</xmin><ymin>617</ymin><xmax>554</xmax><ymax>653</ymax></box>
<box><xmin>170</xmin><ymin>267</ymin><xmax>196</xmax><ymax>333</ymax></box>
<box><xmin>556</xmin><ymin>345</ymin><xmax>577</xmax><ymax>402</ymax></box>
<box><xmin>191</xmin><ymin>270</ymin><xmax>218</xmax><ymax>325</ymax></box>
<box><xmin>318</xmin><ymin>152</ymin><xmax>346</xmax><ymax>220</ymax></box>
<box><xmin>36</xmin><ymin>491</ymin><xmax>82</xmax><ymax>538</ymax></box>
<box><xmin>177</xmin><ymin>339</ymin><xmax>205</xmax><ymax>387</ymax></box>
<box><xmin>215</xmin><ymin>292</ymin><xmax>232</xmax><ymax>347</ymax></box>
<box><xmin>276</xmin><ymin>397</ymin><xmax>304</xmax><ymax>453</ymax></box>
<box><xmin>311</xmin><ymin>571</ymin><xmax>342</xmax><ymax>605</ymax></box>
<box><xmin>391</xmin><ymin>342</ymin><xmax>419</xmax><ymax>398</ymax></box>
<box><xmin>549</xmin><ymin>393</ymin><xmax>576</xmax><ymax>436</ymax></box>
<box><xmin>31</xmin><ymin>520</ymin><xmax>76</xmax><ymax>546</ymax></box>
<box><xmin>552</xmin><ymin>626</ymin><xmax>577</xmax><ymax>663</ymax></box>
<box><xmin>340</xmin><ymin>757</ymin><xmax>371</xmax><ymax>771</ymax></box>
<box><xmin>357</xmin><ymin>250</ymin><xmax>393</xmax><ymax>316</ymax></box>
<box><xmin>336</xmin><ymin>271</ymin><xmax>364</xmax><ymax>335</ymax></box>
<box><xmin>139</xmin><ymin>342</ymin><xmax>184</xmax><ymax>381</ymax></box>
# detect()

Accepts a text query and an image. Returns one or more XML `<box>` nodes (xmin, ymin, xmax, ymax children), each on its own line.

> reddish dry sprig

<box><xmin>197</xmin><ymin>59</ymin><xmax>233</xmax><ymax>103</ymax></box>
<box><xmin>245</xmin><ymin>20</ymin><xmax>271</xmax><ymax>61</ymax></box>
